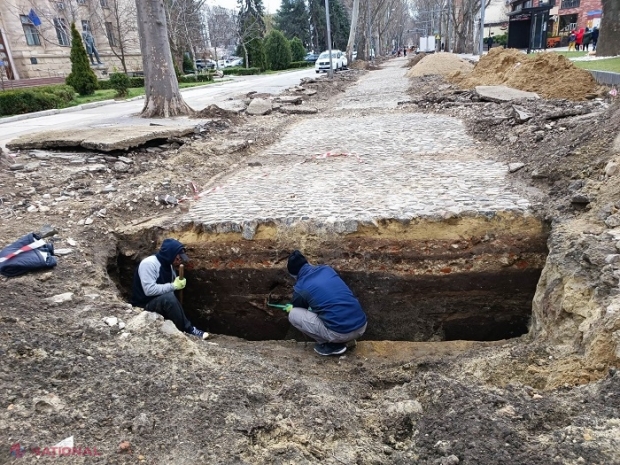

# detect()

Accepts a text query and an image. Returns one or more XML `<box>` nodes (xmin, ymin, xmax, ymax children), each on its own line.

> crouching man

<box><xmin>131</xmin><ymin>238</ymin><xmax>209</xmax><ymax>339</ymax></box>
<box><xmin>286</xmin><ymin>250</ymin><xmax>367</xmax><ymax>356</ymax></box>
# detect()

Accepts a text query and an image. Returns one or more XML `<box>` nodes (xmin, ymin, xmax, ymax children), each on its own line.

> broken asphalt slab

<box><xmin>475</xmin><ymin>85</ymin><xmax>540</xmax><ymax>103</ymax></box>
<box><xmin>6</xmin><ymin>124</ymin><xmax>199</xmax><ymax>152</ymax></box>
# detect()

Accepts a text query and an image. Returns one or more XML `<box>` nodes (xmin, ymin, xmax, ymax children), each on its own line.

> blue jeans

<box><xmin>145</xmin><ymin>292</ymin><xmax>193</xmax><ymax>333</ymax></box>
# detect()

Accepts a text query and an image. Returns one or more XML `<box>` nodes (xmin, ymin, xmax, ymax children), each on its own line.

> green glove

<box><xmin>173</xmin><ymin>277</ymin><xmax>186</xmax><ymax>290</ymax></box>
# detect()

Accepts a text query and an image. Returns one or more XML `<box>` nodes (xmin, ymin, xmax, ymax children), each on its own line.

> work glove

<box><xmin>172</xmin><ymin>277</ymin><xmax>186</xmax><ymax>290</ymax></box>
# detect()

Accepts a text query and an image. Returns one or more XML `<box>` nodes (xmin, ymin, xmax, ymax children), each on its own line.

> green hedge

<box><xmin>97</xmin><ymin>73</ymin><xmax>212</xmax><ymax>90</ymax></box>
<box><xmin>0</xmin><ymin>85</ymin><xmax>76</xmax><ymax>117</ymax></box>
<box><xmin>288</xmin><ymin>61</ymin><xmax>313</xmax><ymax>69</ymax></box>
<box><xmin>98</xmin><ymin>76</ymin><xmax>144</xmax><ymax>89</ymax></box>
<box><xmin>222</xmin><ymin>67</ymin><xmax>261</xmax><ymax>75</ymax></box>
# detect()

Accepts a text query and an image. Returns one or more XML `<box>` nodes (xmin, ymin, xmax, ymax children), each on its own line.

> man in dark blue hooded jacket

<box><xmin>132</xmin><ymin>238</ymin><xmax>209</xmax><ymax>339</ymax></box>
<box><xmin>286</xmin><ymin>250</ymin><xmax>367</xmax><ymax>356</ymax></box>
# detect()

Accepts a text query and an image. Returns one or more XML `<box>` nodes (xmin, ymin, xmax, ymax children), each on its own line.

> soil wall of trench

<box><xmin>111</xmin><ymin>213</ymin><xmax>549</xmax><ymax>344</ymax></box>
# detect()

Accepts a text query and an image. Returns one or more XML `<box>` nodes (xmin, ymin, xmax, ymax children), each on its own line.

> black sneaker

<box><xmin>191</xmin><ymin>327</ymin><xmax>210</xmax><ymax>340</ymax></box>
<box><xmin>314</xmin><ymin>342</ymin><xmax>347</xmax><ymax>356</ymax></box>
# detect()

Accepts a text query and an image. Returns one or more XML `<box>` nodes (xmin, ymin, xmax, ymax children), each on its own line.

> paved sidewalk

<box><xmin>187</xmin><ymin>58</ymin><xmax>530</xmax><ymax>233</ymax></box>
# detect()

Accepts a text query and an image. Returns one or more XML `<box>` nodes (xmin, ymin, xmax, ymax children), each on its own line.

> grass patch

<box><xmin>549</xmin><ymin>51</ymin><xmax>588</xmax><ymax>59</ymax></box>
<box><xmin>573</xmin><ymin>58</ymin><xmax>620</xmax><ymax>73</ymax></box>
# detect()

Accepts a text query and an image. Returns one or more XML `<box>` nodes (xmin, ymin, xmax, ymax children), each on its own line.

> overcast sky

<box><xmin>210</xmin><ymin>0</ymin><xmax>282</xmax><ymax>14</ymax></box>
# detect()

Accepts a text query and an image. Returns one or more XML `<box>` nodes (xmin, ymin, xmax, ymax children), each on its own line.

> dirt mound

<box><xmin>406</xmin><ymin>53</ymin><xmax>474</xmax><ymax>78</ymax></box>
<box><xmin>194</xmin><ymin>104</ymin><xmax>243</xmax><ymax>120</ymax></box>
<box><xmin>451</xmin><ymin>47</ymin><xmax>598</xmax><ymax>100</ymax></box>
<box><xmin>404</xmin><ymin>52</ymin><xmax>426</xmax><ymax>68</ymax></box>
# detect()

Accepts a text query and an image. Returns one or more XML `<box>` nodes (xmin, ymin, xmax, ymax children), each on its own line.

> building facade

<box><xmin>0</xmin><ymin>0</ymin><xmax>142</xmax><ymax>81</ymax></box>
<box><xmin>555</xmin><ymin>0</ymin><xmax>602</xmax><ymax>35</ymax></box>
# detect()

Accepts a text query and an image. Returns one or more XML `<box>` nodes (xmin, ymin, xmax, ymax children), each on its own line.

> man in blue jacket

<box><xmin>132</xmin><ymin>238</ymin><xmax>209</xmax><ymax>339</ymax></box>
<box><xmin>287</xmin><ymin>250</ymin><xmax>367</xmax><ymax>356</ymax></box>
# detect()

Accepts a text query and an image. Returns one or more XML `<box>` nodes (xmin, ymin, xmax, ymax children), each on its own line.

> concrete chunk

<box><xmin>247</xmin><ymin>98</ymin><xmax>272</xmax><ymax>116</ymax></box>
<box><xmin>475</xmin><ymin>86</ymin><xmax>539</xmax><ymax>103</ymax></box>
<box><xmin>6</xmin><ymin>125</ymin><xmax>197</xmax><ymax>152</ymax></box>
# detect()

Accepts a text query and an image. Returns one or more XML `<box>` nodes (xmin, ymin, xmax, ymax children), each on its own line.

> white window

<box><xmin>105</xmin><ymin>22</ymin><xmax>117</xmax><ymax>46</ymax></box>
<box><xmin>20</xmin><ymin>15</ymin><xmax>41</xmax><ymax>46</ymax></box>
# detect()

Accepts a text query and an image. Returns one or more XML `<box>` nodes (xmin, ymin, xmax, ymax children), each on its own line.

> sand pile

<box><xmin>406</xmin><ymin>53</ymin><xmax>474</xmax><ymax>78</ymax></box>
<box><xmin>451</xmin><ymin>47</ymin><xmax>598</xmax><ymax>100</ymax></box>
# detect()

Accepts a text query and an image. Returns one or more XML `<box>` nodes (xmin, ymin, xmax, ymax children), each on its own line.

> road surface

<box><xmin>0</xmin><ymin>68</ymin><xmax>317</xmax><ymax>150</ymax></box>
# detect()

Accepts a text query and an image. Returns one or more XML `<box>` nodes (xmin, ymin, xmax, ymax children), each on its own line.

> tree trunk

<box><xmin>136</xmin><ymin>0</ymin><xmax>193</xmax><ymax>117</ymax></box>
<box><xmin>598</xmin><ymin>0</ymin><xmax>619</xmax><ymax>57</ymax></box>
<box><xmin>346</xmin><ymin>0</ymin><xmax>360</xmax><ymax>62</ymax></box>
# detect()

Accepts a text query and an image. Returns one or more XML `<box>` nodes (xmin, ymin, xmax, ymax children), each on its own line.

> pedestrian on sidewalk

<box><xmin>575</xmin><ymin>28</ymin><xmax>585</xmax><ymax>51</ymax></box>
<box><xmin>285</xmin><ymin>250</ymin><xmax>367</xmax><ymax>356</ymax></box>
<box><xmin>582</xmin><ymin>27</ymin><xmax>592</xmax><ymax>52</ymax></box>
<box><xmin>567</xmin><ymin>30</ymin><xmax>576</xmax><ymax>51</ymax></box>
<box><xmin>131</xmin><ymin>238</ymin><xmax>209</xmax><ymax>339</ymax></box>
<box><xmin>591</xmin><ymin>27</ymin><xmax>599</xmax><ymax>51</ymax></box>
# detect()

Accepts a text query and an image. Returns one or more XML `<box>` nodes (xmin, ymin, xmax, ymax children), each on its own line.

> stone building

<box><xmin>0</xmin><ymin>0</ymin><xmax>142</xmax><ymax>81</ymax></box>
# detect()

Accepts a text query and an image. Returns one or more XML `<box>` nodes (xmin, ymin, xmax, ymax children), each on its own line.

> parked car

<box><xmin>314</xmin><ymin>50</ymin><xmax>347</xmax><ymax>73</ymax></box>
<box><xmin>195</xmin><ymin>59</ymin><xmax>216</xmax><ymax>70</ymax></box>
<box><xmin>227</xmin><ymin>57</ymin><xmax>243</xmax><ymax>67</ymax></box>
<box><xmin>304</xmin><ymin>52</ymin><xmax>319</xmax><ymax>63</ymax></box>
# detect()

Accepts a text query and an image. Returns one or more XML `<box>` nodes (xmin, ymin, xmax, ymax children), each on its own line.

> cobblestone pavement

<box><xmin>187</xmin><ymin>59</ymin><xmax>531</xmax><ymax>232</ymax></box>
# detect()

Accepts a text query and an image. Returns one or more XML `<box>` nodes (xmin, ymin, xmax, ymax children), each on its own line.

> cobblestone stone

<box><xmin>187</xmin><ymin>59</ymin><xmax>532</xmax><ymax>232</ymax></box>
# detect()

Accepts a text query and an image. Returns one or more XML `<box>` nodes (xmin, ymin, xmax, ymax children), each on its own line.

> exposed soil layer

<box><xmin>112</xmin><ymin>216</ymin><xmax>548</xmax><ymax>342</ymax></box>
<box><xmin>450</xmin><ymin>48</ymin><xmax>599</xmax><ymax>100</ymax></box>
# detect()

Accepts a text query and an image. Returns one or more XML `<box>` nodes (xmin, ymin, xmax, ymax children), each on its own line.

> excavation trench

<box><xmin>111</xmin><ymin>214</ymin><xmax>549</xmax><ymax>342</ymax></box>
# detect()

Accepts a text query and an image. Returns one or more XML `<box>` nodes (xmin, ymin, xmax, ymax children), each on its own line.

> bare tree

<box><xmin>165</xmin><ymin>0</ymin><xmax>207</xmax><ymax>70</ymax></box>
<box><xmin>135</xmin><ymin>0</ymin><xmax>193</xmax><ymax>117</ymax></box>
<box><xmin>91</xmin><ymin>0</ymin><xmax>139</xmax><ymax>73</ymax></box>
<box><xmin>345</xmin><ymin>0</ymin><xmax>360</xmax><ymax>61</ymax></box>
<box><xmin>204</xmin><ymin>5</ymin><xmax>236</xmax><ymax>65</ymax></box>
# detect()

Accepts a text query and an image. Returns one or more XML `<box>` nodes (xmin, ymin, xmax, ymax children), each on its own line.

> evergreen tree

<box><xmin>237</xmin><ymin>0</ymin><xmax>267</xmax><ymax>69</ymax></box>
<box><xmin>265</xmin><ymin>30</ymin><xmax>292</xmax><ymax>70</ymax></box>
<box><xmin>247</xmin><ymin>38</ymin><xmax>267</xmax><ymax>70</ymax></box>
<box><xmin>274</xmin><ymin>0</ymin><xmax>311</xmax><ymax>46</ymax></box>
<box><xmin>308</xmin><ymin>0</ymin><xmax>350</xmax><ymax>51</ymax></box>
<box><xmin>65</xmin><ymin>23</ymin><xmax>98</xmax><ymax>96</ymax></box>
<box><xmin>289</xmin><ymin>37</ymin><xmax>306</xmax><ymax>61</ymax></box>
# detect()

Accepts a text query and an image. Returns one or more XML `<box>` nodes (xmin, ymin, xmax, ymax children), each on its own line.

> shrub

<box><xmin>65</xmin><ymin>22</ymin><xmax>98</xmax><ymax>96</ymax></box>
<box><xmin>265</xmin><ymin>30</ymin><xmax>292</xmax><ymax>71</ymax></box>
<box><xmin>0</xmin><ymin>85</ymin><xmax>75</xmax><ymax>117</ymax></box>
<box><xmin>222</xmin><ymin>67</ymin><xmax>261</xmax><ymax>75</ymax></box>
<box><xmin>178</xmin><ymin>74</ymin><xmax>214</xmax><ymax>83</ymax></box>
<box><xmin>289</xmin><ymin>37</ymin><xmax>306</xmax><ymax>62</ymax></box>
<box><xmin>182</xmin><ymin>54</ymin><xmax>195</xmax><ymax>73</ymax></box>
<box><xmin>98</xmin><ymin>76</ymin><xmax>144</xmax><ymax>89</ymax></box>
<box><xmin>109</xmin><ymin>72</ymin><xmax>131</xmax><ymax>98</ymax></box>
<box><xmin>246</xmin><ymin>38</ymin><xmax>267</xmax><ymax>71</ymax></box>
<box><xmin>288</xmin><ymin>61</ymin><xmax>313</xmax><ymax>69</ymax></box>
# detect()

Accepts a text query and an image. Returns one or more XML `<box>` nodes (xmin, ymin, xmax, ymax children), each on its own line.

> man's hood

<box><xmin>156</xmin><ymin>239</ymin><xmax>185</xmax><ymax>265</ymax></box>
